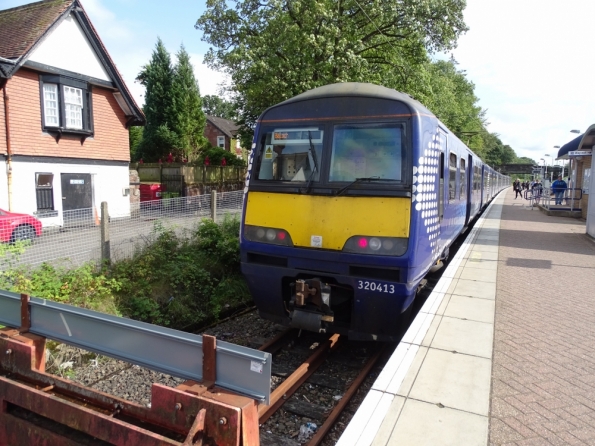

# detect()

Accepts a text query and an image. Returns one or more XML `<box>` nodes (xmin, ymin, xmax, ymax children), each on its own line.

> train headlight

<box><xmin>244</xmin><ymin>225</ymin><xmax>294</xmax><ymax>246</ymax></box>
<box><xmin>343</xmin><ymin>236</ymin><xmax>408</xmax><ymax>256</ymax></box>
<box><xmin>369</xmin><ymin>237</ymin><xmax>382</xmax><ymax>251</ymax></box>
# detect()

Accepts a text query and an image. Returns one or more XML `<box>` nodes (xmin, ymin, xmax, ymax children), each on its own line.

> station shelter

<box><xmin>557</xmin><ymin>125</ymin><xmax>595</xmax><ymax>224</ymax></box>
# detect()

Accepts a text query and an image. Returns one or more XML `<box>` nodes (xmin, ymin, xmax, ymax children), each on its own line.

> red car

<box><xmin>0</xmin><ymin>208</ymin><xmax>42</xmax><ymax>243</ymax></box>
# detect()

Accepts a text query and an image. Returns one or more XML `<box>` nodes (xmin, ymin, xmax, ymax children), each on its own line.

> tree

<box><xmin>172</xmin><ymin>45</ymin><xmax>208</xmax><ymax>160</ymax></box>
<box><xmin>136</xmin><ymin>38</ymin><xmax>178</xmax><ymax>161</ymax></box>
<box><xmin>516</xmin><ymin>156</ymin><xmax>537</xmax><ymax>165</ymax></box>
<box><xmin>196</xmin><ymin>0</ymin><xmax>468</xmax><ymax>142</ymax></box>
<box><xmin>202</xmin><ymin>95</ymin><xmax>236</xmax><ymax>120</ymax></box>
<box><xmin>129</xmin><ymin>126</ymin><xmax>143</xmax><ymax>161</ymax></box>
<box><xmin>482</xmin><ymin>133</ymin><xmax>517</xmax><ymax>166</ymax></box>
<box><xmin>418</xmin><ymin>59</ymin><xmax>486</xmax><ymax>156</ymax></box>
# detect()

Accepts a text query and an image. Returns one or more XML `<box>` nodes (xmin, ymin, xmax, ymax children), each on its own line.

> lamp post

<box><xmin>544</xmin><ymin>154</ymin><xmax>552</xmax><ymax>183</ymax></box>
<box><xmin>553</xmin><ymin>145</ymin><xmax>565</xmax><ymax>178</ymax></box>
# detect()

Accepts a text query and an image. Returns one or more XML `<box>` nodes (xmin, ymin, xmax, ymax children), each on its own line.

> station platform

<box><xmin>337</xmin><ymin>188</ymin><xmax>595</xmax><ymax>446</ymax></box>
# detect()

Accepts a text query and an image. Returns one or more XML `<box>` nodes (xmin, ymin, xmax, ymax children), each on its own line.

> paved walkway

<box><xmin>490</xmin><ymin>189</ymin><xmax>595</xmax><ymax>445</ymax></box>
<box><xmin>337</xmin><ymin>188</ymin><xmax>595</xmax><ymax>445</ymax></box>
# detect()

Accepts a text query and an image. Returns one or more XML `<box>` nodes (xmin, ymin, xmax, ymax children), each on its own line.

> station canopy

<box><xmin>557</xmin><ymin>124</ymin><xmax>595</xmax><ymax>159</ymax></box>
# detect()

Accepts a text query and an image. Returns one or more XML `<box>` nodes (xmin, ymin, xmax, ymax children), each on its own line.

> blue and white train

<box><xmin>240</xmin><ymin>83</ymin><xmax>508</xmax><ymax>341</ymax></box>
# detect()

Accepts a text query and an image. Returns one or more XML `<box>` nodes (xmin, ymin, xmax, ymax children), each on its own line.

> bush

<box><xmin>0</xmin><ymin>215</ymin><xmax>251</xmax><ymax>332</ymax></box>
<box><xmin>197</xmin><ymin>145</ymin><xmax>246</xmax><ymax>167</ymax></box>
<box><xmin>0</xmin><ymin>262</ymin><xmax>121</xmax><ymax>315</ymax></box>
<box><xmin>110</xmin><ymin>215</ymin><xmax>251</xmax><ymax>330</ymax></box>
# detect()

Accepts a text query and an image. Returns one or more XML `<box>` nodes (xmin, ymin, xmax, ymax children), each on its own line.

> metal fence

<box><xmin>538</xmin><ymin>187</ymin><xmax>583</xmax><ymax>211</ymax></box>
<box><xmin>523</xmin><ymin>187</ymin><xmax>583</xmax><ymax>211</ymax></box>
<box><xmin>0</xmin><ymin>190</ymin><xmax>244</xmax><ymax>271</ymax></box>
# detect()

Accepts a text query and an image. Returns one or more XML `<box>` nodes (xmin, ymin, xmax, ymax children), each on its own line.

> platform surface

<box><xmin>337</xmin><ymin>188</ymin><xmax>595</xmax><ymax>445</ymax></box>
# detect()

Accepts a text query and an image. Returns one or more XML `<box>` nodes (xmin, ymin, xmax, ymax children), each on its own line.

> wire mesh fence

<box><xmin>0</xmin><ymin>190</ymin><xmax>244</xmax><ymax>271</ymax></box>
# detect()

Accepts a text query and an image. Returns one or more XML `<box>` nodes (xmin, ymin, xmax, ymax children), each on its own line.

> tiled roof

<box><xmin>207</xmin><ymin>115</ymin><xmax>239</xmax><ymax>139</ymax></box>
<box><xmin>0</xmin><ymin>0</ymin><xmax>73</xmax><ymax>60</ymax></box>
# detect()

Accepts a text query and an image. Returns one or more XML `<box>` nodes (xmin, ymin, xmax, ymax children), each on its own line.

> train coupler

<box><xmin>289</xmin><ymin>279</ymin><xmax>334</xmax><ymax>333</ymax></box>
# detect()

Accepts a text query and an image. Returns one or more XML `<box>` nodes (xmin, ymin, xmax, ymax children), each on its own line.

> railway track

<box><xmin>254</xmin><ymin>329</ymin><xmax>389</xmax><ymax>445</ymax></box>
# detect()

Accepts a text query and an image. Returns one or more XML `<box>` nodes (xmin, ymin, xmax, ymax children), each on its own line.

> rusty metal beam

<box><xmin>0</xmin><ymin>290</ymin><xmax>271</xmax><ymax>403</ymax></box>
<box><xmin>20</xmin><ymin>293</ymin><xmax>30</xmax><ymax>333</ymax></box>
<box><xmin>203</xmin><ymin>334</ymin><xmax>216</xmax><ymax>387</ymax></box>
<box><xmin>0</xmin><ymin>333</ymin><xmax>261</xmax><ymax>445</ymax></box>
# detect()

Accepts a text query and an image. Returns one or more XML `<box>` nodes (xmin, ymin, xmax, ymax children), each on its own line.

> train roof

<box><xmin>275</xmin><ymin>82</ymin><xmax>435</xmax><ymax>116</ymax></box>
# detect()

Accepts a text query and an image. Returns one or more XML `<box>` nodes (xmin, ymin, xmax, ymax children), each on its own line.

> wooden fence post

<box><xmin>210</xmin><ymin>190</ymin><xmax>217</xmax><ymax>222</ymax></box>
<box><xmin>100</xmin><ymin>201</ymin><xmax>110</xmax><ymax>264</ymax></box>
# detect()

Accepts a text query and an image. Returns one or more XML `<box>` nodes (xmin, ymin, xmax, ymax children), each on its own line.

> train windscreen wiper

<box><xmin>335</xmin><ymin>176</ymin><xmax>383</xmax><ymax>196</ymax></box>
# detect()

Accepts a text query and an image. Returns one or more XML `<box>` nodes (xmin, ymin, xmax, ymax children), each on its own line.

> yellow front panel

<box><xmin>245</xmin><ymin>192</ymin><xmax>411</xmax><ymax>250</ymax></box>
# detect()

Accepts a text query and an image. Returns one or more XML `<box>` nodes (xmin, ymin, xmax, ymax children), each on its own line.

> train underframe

<box><xmin>241</xmin><ymin>261</ymin><xmax>418</xmax><ymax>342</ymax></box>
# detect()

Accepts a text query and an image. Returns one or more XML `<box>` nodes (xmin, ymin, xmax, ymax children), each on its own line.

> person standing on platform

<box><xmin>513</xmin><ymin>179</ymin><xmax>523</xmax><ymax>199</ymax></box>
<box><xmin>551</xmin><ymin>175</ymin><xmax>568</xmax><ymax>205</ymax></box>
<box><xmin>532</xmin><ymin>180</ymin><xmax>543</xmax><ymax>204</ymax></box>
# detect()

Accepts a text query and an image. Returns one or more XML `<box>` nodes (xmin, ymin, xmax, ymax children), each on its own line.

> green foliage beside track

<box><xmin>0</xmin><ymin>217</ymin><xmax>250</xmax><ymax>332</ymax></box>
<box><xmin>111</xmin><ymin>216</ymin><xmax>250</xmax><ymax>330</ymax></box>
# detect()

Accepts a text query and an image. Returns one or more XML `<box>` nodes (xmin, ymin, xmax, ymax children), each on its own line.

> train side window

<box><xmin>460</xmin><ymin>158</ymin><xmax>466</xmax><ymax>200</ymax></box>
<box><xmin>449</xmin><ymin>153</ymin><xmax>457</xmax><ymax>202</ymax></box>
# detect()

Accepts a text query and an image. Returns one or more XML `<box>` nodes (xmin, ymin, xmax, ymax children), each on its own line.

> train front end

<box><xmin>241</xmin><ymin>84</ymin><xmax>427</xmax><ymax>341</ymax></box>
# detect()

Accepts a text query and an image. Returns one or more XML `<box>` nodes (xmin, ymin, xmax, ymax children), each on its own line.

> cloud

<box><xmin>188</xmin><ymin>53</ymin><xmax>231</xmax><ymax>98</ymax></box>
<box><xmin>77</xmin><ymin>1</ymin><xmax>228</xmax><ymax>107</ymax></box>
<box><xmin>79</xmin><ymin>0</ymin><xmax>133</xmax><ymax>40</ymax></box>
<box><xmin>451</xmin><ymin>0</ymin><xmax>595</xmax><ymax>160</ymax></box>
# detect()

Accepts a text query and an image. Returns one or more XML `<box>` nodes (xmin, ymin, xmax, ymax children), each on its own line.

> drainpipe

<box><xmin>3</xmin><ymin>83</ymin><xmax>13</xmax><ymax>211</ymax></box>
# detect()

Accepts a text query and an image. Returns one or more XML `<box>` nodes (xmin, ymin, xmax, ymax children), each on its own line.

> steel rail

<box><xmin>258</xmin><ymin>328</ymin><xmax>298</xmax><ymax>354</ymax></box>
<box><xmin>258</xmin><ymin>333</ymin><xmax>341</xmax><ymax>423</ymax></box>
<box><xmin>306</xmin><ymin>344</ymin><xmax>388</xmax><ymax>445</ymax></box>
<box><xmin>0</xmin><ymin>291</ymin><xmax>271</xmax><ymax>404</ymax></box>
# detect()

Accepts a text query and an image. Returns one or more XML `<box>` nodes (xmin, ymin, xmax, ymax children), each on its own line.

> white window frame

<box><xmin>63</xmin><ymin>86</ymin><xmax>83</xmax><ymax>129</ymax></box>
<box><xmin>43</xmin><ymin>84</ymin><xmax>60</xmax><ymax>127</ymax></box>
<box><xmin>217</xmin><ymin>136</ymin><xmax>225</xmax><ymax>148</ymax></box>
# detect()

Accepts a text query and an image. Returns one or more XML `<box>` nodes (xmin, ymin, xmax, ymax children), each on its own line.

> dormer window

<box><xmin>40</xmin><ymin>74</ymin><xmax>93</xmax><ymax>136</ymax></box>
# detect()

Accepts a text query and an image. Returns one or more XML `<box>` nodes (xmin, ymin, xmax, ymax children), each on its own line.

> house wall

<box><xmin>0</xmin><ymin>68</ymin><xmax>132</xmax><ymax>222</ymax></box>
<box><xmin>28</xmin><ymin>13</ymin><xmax>111</xmax><ymax>82</ymax></box>
<box><xmin>0</xmin><ymin>86</ymin><xmax>6</xmax><ymax>154</ymax></box>
<box><xmin>6</xmin><ymin>68</ymin><xmax>129</xmax><ymax>161</ymax></box>
<box><xmin>205</xmin><ymin>122</ymin><xmax>228</xmax><ymax>151</ymax></box>
<box><xmin>11</xmin><ymin>160</ymin><xmax>130</xmax><ymax>226</ymax></box>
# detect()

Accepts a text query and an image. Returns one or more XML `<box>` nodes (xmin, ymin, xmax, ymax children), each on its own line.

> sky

<box><xmin>2</xmin><ymin>0</ymin><xmax>593</xmax><ymax>164</ymax></box>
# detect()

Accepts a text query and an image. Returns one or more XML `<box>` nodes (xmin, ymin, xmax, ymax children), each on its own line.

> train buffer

<box><xmin>0</xmin><ymin>292</ymin><xmax>272</xmax><ymax>445</ymax></box>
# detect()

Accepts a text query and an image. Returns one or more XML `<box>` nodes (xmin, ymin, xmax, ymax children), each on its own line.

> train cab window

<box><xmin>448</xmin><ymin>153</ymin><xmax>457</xmax><ymax>201</ymax></box>
<box><xmin>255</xmin><ymin>127</ymin><xmax>323</xmax><ymax>182</ymax></box>
<box><xmin>460</xmin><ymin>158</ymin><xmax>466</xmax><ymax>199</ymax></box>
<box><xmin>329</xmin><ymin>124</ymin><xmax>404</xmax><ymax>182</ymax></box>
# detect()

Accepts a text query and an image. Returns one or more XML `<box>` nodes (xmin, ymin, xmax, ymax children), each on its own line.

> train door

<box><xmin>480</xmin><ymin>165</ymin><xmax>485</xmax><ymax>207</ymax></box>
<box><xmin>438</xmin><ymin>129</ymin><xmax>448</xmax><ymax>255</ymax></box>
<box><xmin>465</xmin><ymin>155</ymin><xmax>472</xmax><ymax>225</ymax></box>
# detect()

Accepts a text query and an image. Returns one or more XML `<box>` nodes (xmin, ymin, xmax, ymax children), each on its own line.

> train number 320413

<box><xmin>357</xmin><ymin>281</ymin><xmax>395</xmax><ymax>294</ymax></box>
